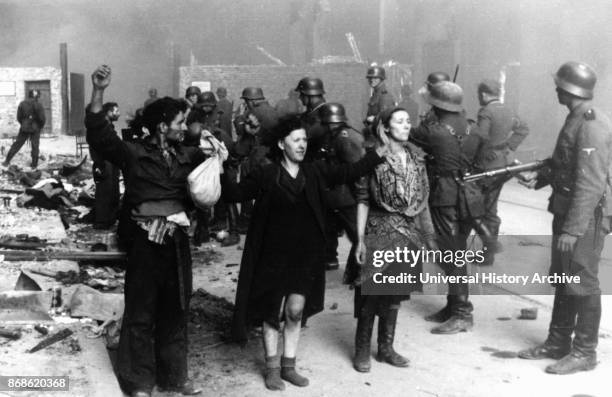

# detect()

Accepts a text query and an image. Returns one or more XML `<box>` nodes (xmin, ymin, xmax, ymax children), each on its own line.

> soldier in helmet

<box><xmin>185</xmin><ymin>86</ymin><xmax>201</xmax><ymax>109</ymax></box>
<box><xmin>474</xmin><ymin>78</ymin><xmax>530</xmax><ymax>266</ymax></box>
<box><xmin>233</xmin><ymin>87</ymin><xmax>279</xmax><ymax>227</ymax></box>
<box><xmin>183</xmin><ymin>86</ymin><xmax>202</xmax><ymax>130</ymax></box>
<box><xmin>318</xmin><ymin>103</ymin><xmax>365</xmax><ymax>273</ymax></box>
<box><xmin>518</xmin><ymin>62</ymin><xmax>611</xmax><ymax>375</ymax></box>
<box><xmin>418</xmin><ymin>71</ymin><xmax>451</xmax><ymax>125</ymax></box>
<box><xmin>189</xmin><ymin>91</ymin><xmax>240</xmax><ymax>247</ymax></box>
<box><xmin>365</xmin><ymin>66</ymin><xmax>396</xmax><ymax>125</ymax></box>
<box><xmin>410</xmin><ymin>81</ymin><xmax>486</xmax><ymax>334</ymax></box>
<box><xmin>216</xmin><ymin>87</ymin><xmax>234</xmax><ymax>138</ymax></box>
<box><xmin>295</xmin><ymin>77</ymin><xmax>327</xmax><ymax>160</ymax></box>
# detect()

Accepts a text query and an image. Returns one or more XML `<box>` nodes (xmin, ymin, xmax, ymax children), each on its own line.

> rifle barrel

<box><xmin>463</xmin><ymin>159</ymin><xmax>548</xmax><ymax>183</ymax></box>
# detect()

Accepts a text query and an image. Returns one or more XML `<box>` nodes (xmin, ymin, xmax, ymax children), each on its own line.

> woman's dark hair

<box><xmin>129</xmin><ymin>97</ymin><xmax>186</xmax><ymax>135</ymax></box>
<box><xmin>266</xmin><ymin>114</ymin><xmax>306</xmax><ymax>161</ymax></box>
<box><xmin>378</xmin><ymin>106</ymin><xmax>409</xmax><ymax>129</ymax></box>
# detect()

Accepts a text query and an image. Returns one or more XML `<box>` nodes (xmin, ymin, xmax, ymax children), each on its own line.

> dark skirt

<box><xmin>352</xmin><ymin>209</ymin><xmax>425</xmax><ymax>317</ymax></box>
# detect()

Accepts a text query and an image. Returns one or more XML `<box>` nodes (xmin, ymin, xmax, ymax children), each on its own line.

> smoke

<box><xmin>1</xmin><ymin>0</ymin><xmax>611</xmax><ymax>152</ymax></box>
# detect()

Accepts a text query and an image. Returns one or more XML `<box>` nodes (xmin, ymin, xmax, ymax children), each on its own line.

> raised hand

<box><xmin>91</xmin><ymin>65</ymin><xmax>112</xmax><ymax>90</ymax></box>
<box><xmin>374</xmin><ymin>120</ymin><xmax>391</xmax><ymax>157</ymax></box>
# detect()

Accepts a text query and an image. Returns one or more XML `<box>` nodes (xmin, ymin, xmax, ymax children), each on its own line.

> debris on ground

<box><xmin>190</xmin><ymin>288</ymin><xmax>234</xmax><ymax>333</ymax></box>
<box><xmin>14</xmin><ymin>270</ymin><xmax>43</xmax><ymax>291</ymax></box>
<box><xmin>28</xmin><ymin>327</ymin><xmax>74</xmax><ymax>353</ymax></box>
<box><xmin>518</xmin><ymin>307</ymin><xmax>538</xmax><ymax>320</ymax></box>
<box><xmin>0</xmin><ymin>291</ymin><xmax>53</xmax><ymax>322</ymax></box>
<box><xmin>67</xmin><ymin>284</ymin><xmax>124</xmax><ymax>322</ymax></box>
<box><xmin>25</xmin><ymin>264</ymin><xmax>125</xmax><ymax>291</ymax></box>
<box><xmin>0</xmin><ymin>234</ymin><xmax>48</xmax><ymax>250</ymax></box>
<box><xmin>64</xmin><ymin>335</ymin><xmax>82</xmax><ymax>353</ymax></box>
<box><xmin>34</xmin><ymin>324</ymin><xmax>49</xmax><ymax>336</ymax></box>
<box><xmin>0</xmin><ymin>327</ymin><xmax>22</xmax><ymax>340</ymax></box>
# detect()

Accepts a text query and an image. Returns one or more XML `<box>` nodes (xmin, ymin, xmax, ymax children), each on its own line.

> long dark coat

<box><xmin>223</xmin><ymin>151</ymin><xmax>383</xmax><ymax>343</ymax></box>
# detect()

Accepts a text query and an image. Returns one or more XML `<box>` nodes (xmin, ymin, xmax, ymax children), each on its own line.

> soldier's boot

<box><xmin>425</xmin><ymin>295</ymin><xmax>452</xmax><ymax>323</ymax></box>
<box><xmin>519</xmin><ymin>289</ymin><xmax>576</xmax><ymax>360</ymax></box>
<box><xmin>353</xmin><ymin>310</ymin><xmax>375</xmax><ymax>372</ymax></box>
<box><xmin>221</xmin><ymin>204</ymin><xmax>240</xmax><ymax>247</ymax></box>
<box><xmin>545</xmin><ymin>295</ymin><xmax>600</xmax><ymax>374</ymax></box>
<box><xmin>476</xmin><ymin>231</ymin><xmax>502</xmax><ymax>266</ymax></box>
<box><xmin>431</xmin><ymin>295</ymin><xmax>473</xmax><ymax>334</ymax></box>
<box><xmin>376</xmin><ymin>308</ymin><xmax>409</xmax><ymax>367</ymax></box>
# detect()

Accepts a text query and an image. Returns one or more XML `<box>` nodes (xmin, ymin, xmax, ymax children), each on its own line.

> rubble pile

<box><xmin>190</xmin><ymin>288</ymin><xmax>234</xmax><ymax>333</ymax></box>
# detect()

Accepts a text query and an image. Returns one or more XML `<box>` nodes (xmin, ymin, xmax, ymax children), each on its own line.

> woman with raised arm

<box><xmin>349</xmin><ymin>107</ymin><xmax>436</xmax><ymax>373</ymax></box>
<box><xmin>223</xmin><ymin>115</ymin><xmax>389</xmax><ymax>391</ymax></box>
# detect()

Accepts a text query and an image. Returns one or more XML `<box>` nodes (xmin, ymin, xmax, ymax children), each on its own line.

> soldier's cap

<box><xmin>423</xmin><ymin>81</ymin><xmax>464</xmax><ymax>112</ymax></box>
<box><xmin>478</xmin><ymin>79</ymin><xmax>501</xmax><ymax>97</ymax></box>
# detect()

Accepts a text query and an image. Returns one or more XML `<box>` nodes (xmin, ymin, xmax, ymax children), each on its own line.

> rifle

<box><xmin>462</xmin><ymin>158</ymin><xmax>550</xmax><ymax>183</ymax></box>
<box><xmin>452</xmin><ymin>64</ymin><xmax>460</xmax><ymax>82</ymax></box>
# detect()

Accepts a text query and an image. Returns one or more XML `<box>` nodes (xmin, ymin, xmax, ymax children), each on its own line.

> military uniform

<box><xmin>233</xmin><ymin>102</ymin><xmax>278</xmax><ymax>224</ymax></box>
<box><xmin>366</xmin><ymin>82</ymin><xmax>396</xmax><ymax>119</ymax></box>
<box><xmin>303</xmin><ymin>102</ymin><xmax>327</xmax><ymax>161</ymax></box>
<box><xmin>519</xmin><ymin>101</ymin><xmax>612</xmax><ymax>371</ymax></box>
<box><xmin>410</xmin><ymin>111</ymin><xmax>485</xmax><ymax>325</ymax></box>
<box><xmin>322</xmin><ymin>127</ymin><xmax>364</xmax><ymax>274</ymax></box>
<box><xmin>476</xmin><ymin>99</ymin><xmax>529</xmax><ymax>260</ymax></box>
<box><xmin>217</xmin><ymin>97</ymin><xmax>234</xmax><ymax>138</ymax></box>
<box><xmin>538</xmin><ymin>102</ymin><xmax>612</xmax><ymax>293</ymax></box>
<box><xmin>519</xmin><ymin>61</ymin><xmax>611</xmax><ymax>375</ymax></box>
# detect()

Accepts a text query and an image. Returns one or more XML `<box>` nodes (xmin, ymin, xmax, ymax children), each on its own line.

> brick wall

<box><xmin>180</xmin><ymin>64</ymin><xmax>370</xmax><ymax>130</ymax></box>
<box><xmin>0</xmin><ymin>67</ymin><xmax>62</xmax><ymax>137</ymax></box>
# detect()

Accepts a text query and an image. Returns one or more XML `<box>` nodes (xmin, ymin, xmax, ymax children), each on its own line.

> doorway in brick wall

<box><xmin>24</xmin><ymin>80</ymin><xmax>52</xmax><ymax>135</ymax></box>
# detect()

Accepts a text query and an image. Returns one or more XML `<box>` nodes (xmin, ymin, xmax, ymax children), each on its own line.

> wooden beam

<box><xmin>60</xmin><ymin>43</ymin><xmax>70</xmax><ymax>134</ymax></box>
<box><xmin>0</xmin><ymin>250</ymin><xmax>127</xmax><ymax>262</ymax></box>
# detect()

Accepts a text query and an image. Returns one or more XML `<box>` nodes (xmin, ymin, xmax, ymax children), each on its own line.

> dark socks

<box><xmin>264</xmin><ymin>355</ymin><xmax>285</xmax><ymax>391</ymax></box>
<box><xmin>280</xmin><ymin>356</ymin><xmax>309</xmax><ymax>387</ymax></box>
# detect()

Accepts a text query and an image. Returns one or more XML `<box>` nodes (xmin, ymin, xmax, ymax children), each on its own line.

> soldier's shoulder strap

<box><xmin>584</xmin><ymin>108</ymin><xmax>596</xmax><ymax>121</ymax></box>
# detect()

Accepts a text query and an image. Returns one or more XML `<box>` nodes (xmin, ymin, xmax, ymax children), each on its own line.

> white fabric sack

<box><xmin>187</xmin><ymin>134</ymin><xmax>228</xmax><ymax>209</ymax></box>
<box><xmin>188</xmin><ymin>154</ymin><xmax>222</xmax><ymax>209</ymax></box>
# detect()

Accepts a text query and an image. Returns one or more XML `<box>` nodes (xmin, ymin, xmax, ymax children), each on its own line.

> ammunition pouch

<box><xmin>456</xmin><ymin>178</ymin><xmax>485</xmax><ymax>222</ymax></box>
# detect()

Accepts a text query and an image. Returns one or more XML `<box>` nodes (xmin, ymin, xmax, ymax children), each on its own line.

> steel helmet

<box><xmin>366</xmin><ymin>66</ymin><xmax>386</xmax><ymax>80</ymax></box>
<box><xmin>185</xmin><ymin>86</ymin><xmax>201</xmax><ymax>97</ymax></box>
<box><xmin>241</xmin><ymin>87</ymin><xmax>265</xmax><ymax>100</ymax></box>
<box><xmin>426</xmin><ymin>71</ymin><xmax>451</xmax><ymax>87</ymax></box>
<box><xmin>295</xmin><ymin>77</ymin><xmax>325</xmax><ymax>96</ymax></box>
<box><xmin>198</xmin><ymin>91</ymin><xmax>217</xmax><ymax>105</ymax></box>
<box><xmin>318</xmin><ymin>103</ymin><xmax>348</xmax><ymax>124</ymax></box>
<box><xmin>554</xmin><ymin>61</ymin><xmax>596</xmax><ymax>99</ymax></box>
<box><xmin>424</xmin><ymin>81</ymin><xmax>464</xmax><ymax>112</ymax></box>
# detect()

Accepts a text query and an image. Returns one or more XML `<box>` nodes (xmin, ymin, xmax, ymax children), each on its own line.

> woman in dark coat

<box><xmin>350</xmin><ymin>107</ymin><xmax>436</xmax><ymax>372</ymax></box>
<box><xmin>222</xmin><ymin>115</ymin><xmax>389</xmax><ymax>391</ymax></box>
